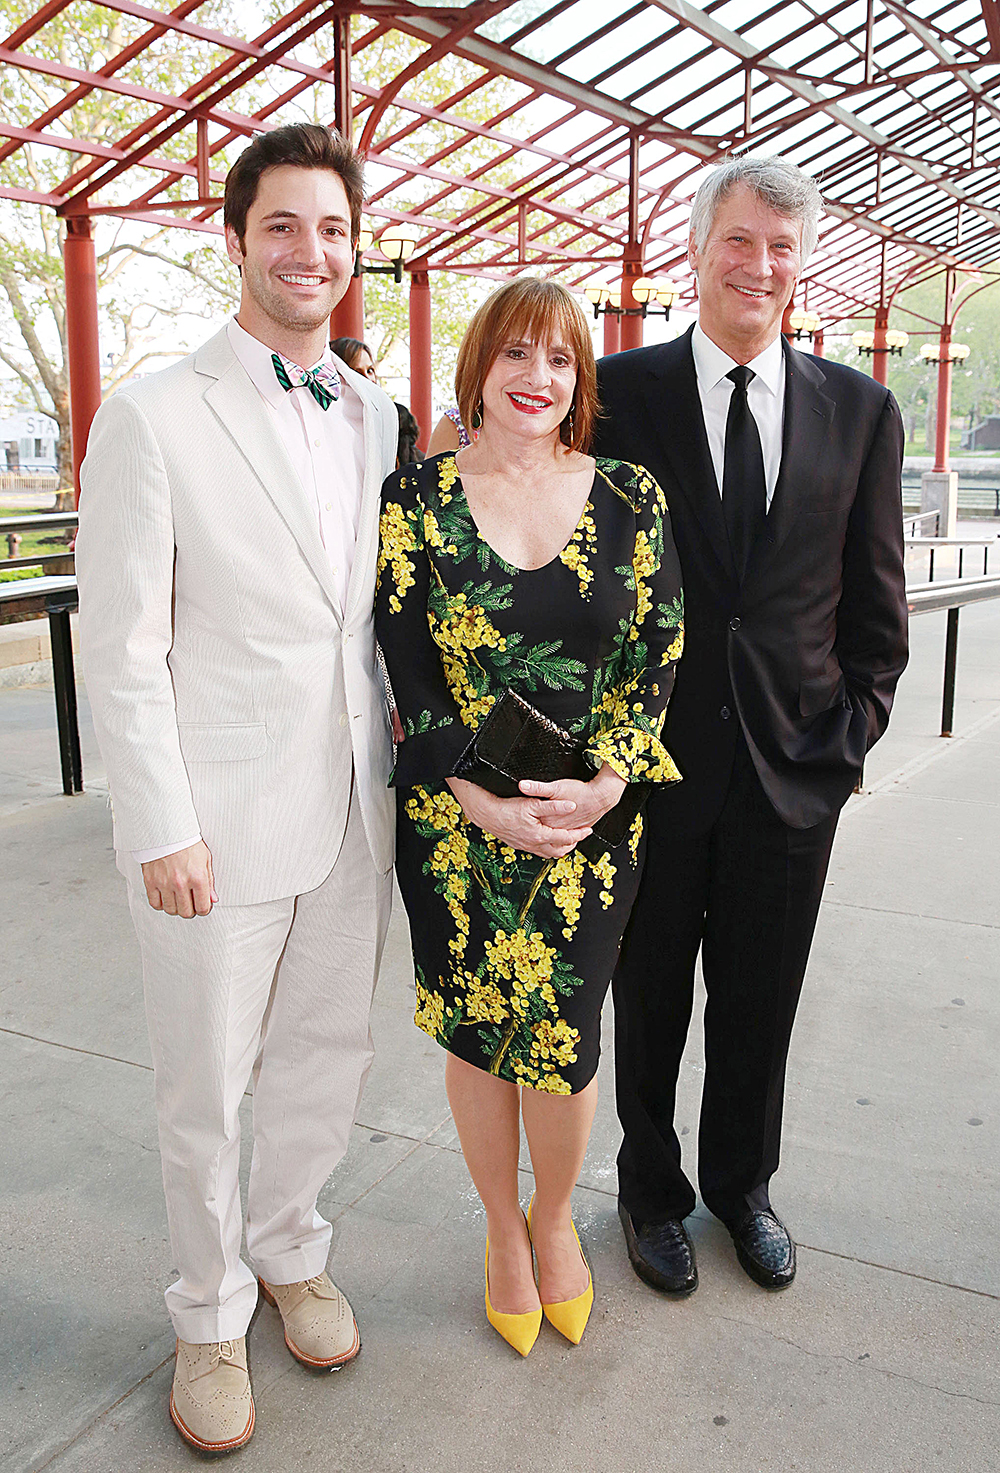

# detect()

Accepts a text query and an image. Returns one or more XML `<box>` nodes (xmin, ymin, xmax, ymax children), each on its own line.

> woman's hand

<box><xmin>445</xmin><ymin>777</ymin><xmax>593</xmax><ymax>859</ymax></box>
<box><xmin>519</xmin><ymin>763</ymin><xmax>627</xmax><ymax>831</ymax></box>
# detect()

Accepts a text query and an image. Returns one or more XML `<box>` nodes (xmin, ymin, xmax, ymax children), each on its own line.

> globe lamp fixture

<box><xmin>920</xmin><ymin>341</ymin><xmax>971</xmax><ymax>363</ymax></box>
<box><xmin>354</xmin><ymin>221</ymin><xmax>421</xmax><ymax>283</ymax></box>
<box><xmin>586</xmin><ymin>279</ymin><xmax>679</xmax><ymax>320</ymax></box>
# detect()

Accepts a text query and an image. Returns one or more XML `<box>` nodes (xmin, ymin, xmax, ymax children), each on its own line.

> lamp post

<box><xmin>920</xmin><ymin>334</ymin><xmax>971</xmax><ymax>474</ymax></box>
<box><xmin>852</xmin><ymin>326</ymin><xmax>909</xmax><ymax>383</ymax></box>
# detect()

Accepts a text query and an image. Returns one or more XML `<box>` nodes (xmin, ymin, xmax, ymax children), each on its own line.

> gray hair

<box><xmin>689</xmin><ymin>155</ymin><xmax>823</xmax><ymax>263</ymax></box>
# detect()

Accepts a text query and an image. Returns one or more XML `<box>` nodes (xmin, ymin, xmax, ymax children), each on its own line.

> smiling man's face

<box><xmin>225</xmin><ymin>164</ymin><xmax>355</xmax><ymax>361</ymax></box>
<box><xmin>689</xmin><ymin>181</ymin><xmax>803</xmax><ymax>363</ymax></box>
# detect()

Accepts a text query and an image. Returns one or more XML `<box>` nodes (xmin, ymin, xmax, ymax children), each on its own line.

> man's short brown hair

<box><xmin>455</xmin><ymin>278</ymin><xmax>597</xmax><ymax>453</ymax></box>
<box><xmin>224</xmin><ymin>123</ymin><xmax>365</xmax><ymax>248</ymax></box>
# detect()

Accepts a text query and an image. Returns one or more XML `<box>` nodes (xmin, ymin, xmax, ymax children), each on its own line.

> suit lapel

<box><xmin>747</xmin><ymin>341</ymin><xmax>835</xmax><ymax>583</ymax></box>
<box><xmin>646</xmin><ymin>328</ymin><xmax>735</xmax><ymax>580</ymax></box>
<box><xmin>197</xmin><ymin>331</ymin><xmax>341</xmax><ymax>619</ymax></box>
<box><xmin>344</xmin><ymin>373</ymin><xmax>384</xmax><ymax>625</ymax></box>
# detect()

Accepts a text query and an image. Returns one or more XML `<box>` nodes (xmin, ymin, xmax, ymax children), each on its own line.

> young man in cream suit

<box><xmin>77</xmin><ymin>124</ymin><xmax>397</xmax><ymax>1454</ymax></box>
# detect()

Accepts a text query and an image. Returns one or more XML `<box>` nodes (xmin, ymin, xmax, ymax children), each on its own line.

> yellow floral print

<box><xmin>549</xmin><ymin>851</ymin><xmax>587</xmax><ymax>940</ymax></box>
<box><xmin>376</xmin><ymin>454</ymin><xmax>684</xmax><ymax>1096</ymax></box>
<box><xmin>630</xmin><ymin>528</ymin><xmax>656</xmax><ymax>636</ymax></box>
<box><xmin>414</xmin><ymin>980</ymin><xmax>448</xmax><ymax>1037</ymax></box>
<box><xmin>586</xmin><ymin>849</ymin><xmax>617</xmax><ymax>909</ymax></box>
<box><xmin>438</xmin><ymin>454</ymin><xmax>459</xmax><ymax>495</ymax></box>
<box><xmin>661</xmin><ymin>626</ymin><xmax>684</xmax><ymax>665</ymax></box>
<box><xmin>530</xmin><ymin>1016</ymin><xmax>580</xmax><ymax>1070</ymax></box>
<box><xmin>423</xmin><ymin>506</ymin><xmax>457</xmax><ymax>556</ymax></box>
<box><xmin>428</xmin><ymin>592</ymin><xmax>507</xmax><ymax>727</ymax></box>
<box><xmin>558</xmin><ymin>506</ymin><xmax>597</xmax><ymax>599</ymax></box>
<box><xmin>378</xmin><ymin>502</ymin><xmax>417</xmax><ymax>613</ymax></box>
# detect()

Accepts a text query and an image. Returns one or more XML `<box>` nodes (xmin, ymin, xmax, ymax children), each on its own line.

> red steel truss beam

<box><xmin>0</xmin><ymin>0</ymin><xmax>209</xmax><ymax>169</ymax></box>
<box><xmin>981</xmin><ymin>1</ymin><xmax>1000</xmax><ymax>58</ymax></box>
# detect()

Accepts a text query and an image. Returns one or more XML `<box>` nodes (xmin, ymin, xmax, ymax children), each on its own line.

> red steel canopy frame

<box><xmin>1</xmin><ymin>0</ymin><xmax>998</xmax><ymax>477</ymax></box>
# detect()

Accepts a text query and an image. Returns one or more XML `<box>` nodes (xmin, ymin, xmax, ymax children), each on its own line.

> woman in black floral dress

<box><xmin>376</xmin><ymin>279</ymin><xmax>683</xmax><ymax>1354</ymax></box>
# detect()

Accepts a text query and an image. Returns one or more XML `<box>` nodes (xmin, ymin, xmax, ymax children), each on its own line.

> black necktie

<box><xmin>722</xmin><ymin>365</ymin><xmax>766</xmax><ymax>580</ymax></box>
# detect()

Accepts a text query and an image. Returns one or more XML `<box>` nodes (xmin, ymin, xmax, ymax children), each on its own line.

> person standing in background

<box><xmin>330</xmin><ymin>334</ymin><xmax>379</xmax><ymax>382</ymax></box>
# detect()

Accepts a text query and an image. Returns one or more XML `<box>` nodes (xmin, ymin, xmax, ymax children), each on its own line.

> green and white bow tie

<box><xmin>271</xmin><ymin>351</ymin><xmax>341</xmax><ymax>410</ymax></box>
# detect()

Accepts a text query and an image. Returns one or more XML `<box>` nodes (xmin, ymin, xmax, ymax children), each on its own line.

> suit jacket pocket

<box><xmin>178</xmin><ymin>722</ymin><xmax>268</xmax><ymax>762</ymax></box>
<box><xmin>798</xmin><ymin>673</ymin><xmax>847</xmax><ymax>719</ymax></box>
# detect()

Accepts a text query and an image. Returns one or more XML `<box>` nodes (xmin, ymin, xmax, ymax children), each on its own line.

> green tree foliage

<box><xmin>0</xmin><ymin>0</ymin><xmax>244</xmax><ymax>476</ymax></box>
<box><xmin>823</xmin><ymin>270</ymin><xmax>1000</xmax><ymax>452</ymax></box>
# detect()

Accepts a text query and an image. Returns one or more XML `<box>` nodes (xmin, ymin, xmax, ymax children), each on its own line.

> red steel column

<box><xmin>781</xmin><ymin>301</ymin><xmax>794</xmax><ymax>343</ymax></box>
<box><xmin>871</xmin><ymin>304</ymin><xmax>889</xmax><ymax>385</ymax></box>
<box><xmin>330</xmin><ymin>272</ymin><xmax>364</xmax><ymax>343</ymax></box>
<box><xmin>602</xmin><ymin>309</ymin><xmax>621</xmax><ymax>356</ymax></box>
<box><xmin>63</xmin><ymin>217</ymin><xmax>103</xmax><ymax>506</ymax></box>
<box><xmin>409</xmin><ymin>267</ymin><xmax>432</xmax><ymax>451</ymax></box>
<box><xmin>619</xmin><ymin>135</ymin><xmax>643</xmax><ymax>352</ymax></box>
<box><xmin>812</xmin><ymin>329</ymin><xmax>825</xmax><ymax>358</ymax></box>
<box><xmin>934</xmin><ymin>324</ymin><xmax>953</xmax><ymax>473</ymax></box>
<box><xmin>620</xmin><ymin>254</ymin><xmax>644</xmax><ymax>352</ymax></box>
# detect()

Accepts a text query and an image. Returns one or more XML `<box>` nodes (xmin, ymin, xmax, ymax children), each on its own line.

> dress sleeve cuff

<box><xmin>391</xmin><ymin>722</ymin><xmax>476</xmax><ymax>789</ymax></box>
<box><xmin>585</xmin><ymin>727</ymin><xmax>682</xmax><ymax>784</ymax></box>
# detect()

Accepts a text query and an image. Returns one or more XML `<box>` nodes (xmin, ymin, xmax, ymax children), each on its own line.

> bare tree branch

<box><xmin>101</xmin><ymin>242</ymin><xmax>237</xmax><ymax>301</ymax></box>
<box><xmin>104</xmin><ymin>349</ymin><xmax>185</xmax><ymax>390</ymax></box>
<box><xmin>0</xmin><ymin>263</ymin><xmax>65</xmax><ymax>405</ymax></box>
<box><xmin>0</xmin><ymin>347</ymin><xmax>51</xmax><ymax>416</ymax></box>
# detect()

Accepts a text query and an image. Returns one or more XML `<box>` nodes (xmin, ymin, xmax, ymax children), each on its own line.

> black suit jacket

<box><xmin>594</xmin><ymin>327</ymin><xmax>908</xmax><ymax>831</ymax></box>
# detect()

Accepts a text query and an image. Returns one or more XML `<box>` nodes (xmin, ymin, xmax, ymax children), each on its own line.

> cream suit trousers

<box><xmin>127</xmin><ymin>786</ymin><xmax>391</xmax><ymax>1343</ymax></box>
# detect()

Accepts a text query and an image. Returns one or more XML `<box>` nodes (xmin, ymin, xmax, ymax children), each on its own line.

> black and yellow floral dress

<box><xmin>375</xmin><ymin>452</ymin><xmax>684</xmax><ymax>1096</ymax></box>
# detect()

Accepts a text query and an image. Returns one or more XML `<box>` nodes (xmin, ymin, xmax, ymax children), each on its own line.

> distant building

<box><xmin>961</xmin><ymin>415</ymin><xmax>1000</xmax><ymax>451</ymax></box>
<box><xmin>1</xmin><ymin>410</ymin><xmax>59</xmax><ymax>473</ymax></box>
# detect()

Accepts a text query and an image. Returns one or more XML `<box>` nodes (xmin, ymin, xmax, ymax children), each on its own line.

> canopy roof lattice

<box><xmin>2</xmin><ymin>0</ymin><xmax>999</xmax><ymax>327</ymax></box>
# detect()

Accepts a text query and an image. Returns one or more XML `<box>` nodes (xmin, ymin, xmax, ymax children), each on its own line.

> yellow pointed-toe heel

<box><xmin>485</xmin><ymin>1239</ymin><xmax>542</xmax><ymax>1357</ymax></box>
<box><xmin>527</xmin><ymin>1197</ymin><xmax>594</xmax><ymax>1346</ymax></box>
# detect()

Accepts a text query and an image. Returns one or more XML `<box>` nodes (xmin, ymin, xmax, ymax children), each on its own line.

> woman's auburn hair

<box><xmin>455</xmin><ymin>278</ymin><xmax>597</xmax><ymax>453</ymax></box>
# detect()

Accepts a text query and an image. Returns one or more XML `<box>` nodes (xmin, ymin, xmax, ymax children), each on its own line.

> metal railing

<box><xmin>907</xmin><ymin>574</ymin><xmax>1000</xmax><ymax>736</ymax></box>
<box><xmin>903</xmin><ymin>535</ymin><xmax>996</xmax><ymax>582</ymax></box>
<box><xmin>903</xmin><ymin>509</ymin><xmax>940</xmax><ymax>537</ymax></box>
<box><xmin>0</xmin><ymin>511</ymin><xmax>77</xmax><ymax>574</ymax></box>
<box><xmin>4</xmin><ymin>553</ymin><xmax>999</xmax><ymax>799</ymax></box>
<box><xmin>0</xmin><ymin>574</ymin><xmax>81</xmax><ymax>794</ymax></box>
<box><xmin>0</xmin><ymin>472</ymin><xmax>60</xmax><ymax>494</ymax></box>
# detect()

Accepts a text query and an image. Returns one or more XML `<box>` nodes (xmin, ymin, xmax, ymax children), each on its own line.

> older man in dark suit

<box><xmin>593</xmin><ymin>156</ymin><xmax>908</xmax><ymax>1294</ymax></box>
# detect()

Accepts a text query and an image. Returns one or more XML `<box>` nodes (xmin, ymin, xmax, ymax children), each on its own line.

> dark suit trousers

<box><xmin>613</xmin><ymin>733</ymin><xmax>839</xmax><ymax>1226</ymax></box>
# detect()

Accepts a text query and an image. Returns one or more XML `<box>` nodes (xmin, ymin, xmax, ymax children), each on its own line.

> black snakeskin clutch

<box><xmin>451</xmin><ymin>689</ymin><xmax>648</xmax><ymax>854</ymax></box>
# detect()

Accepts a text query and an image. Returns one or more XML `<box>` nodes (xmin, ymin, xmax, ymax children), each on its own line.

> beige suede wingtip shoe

<box><xmin>170</xmin><ymin>1337</ymin><xmax>254</xmax><ymax>1454</ymax></box>
<box><xmin>259</xmin><ymin>1271</ymin><xmax>360</xmax><ymax>1371</ymax></box>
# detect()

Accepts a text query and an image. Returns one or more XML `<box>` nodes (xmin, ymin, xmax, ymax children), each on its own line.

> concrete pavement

<box><xmin>1</xmin><ymin>601</ymin><xmax>997</xmax><ymax>1472</ymax></box>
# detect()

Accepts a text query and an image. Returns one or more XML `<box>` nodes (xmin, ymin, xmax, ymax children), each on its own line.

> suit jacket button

<box><xmin>339</xmin><ymin>713</ymin><xmax>349</xmax><ymax>727</ymax></box>
<box><xmin>729</xmin><ymin>616</ymin><xmax>741</xmax><ymax>631</ymax></box>
<box><xmin>720</xmin><ymin>705</ymin><xmax>731</xmax><ymax>720</ymax></box>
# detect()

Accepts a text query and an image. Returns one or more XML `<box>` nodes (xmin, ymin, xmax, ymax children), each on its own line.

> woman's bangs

<box><xmin>496</xmin><ymin>290</ymin><xmax>584</xmax><ymax>360</ymax></box>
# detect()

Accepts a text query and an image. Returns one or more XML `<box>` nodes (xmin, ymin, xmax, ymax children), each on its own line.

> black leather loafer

<box><xmin>728</xmin><ymin>1209</ymin><xmax>796</xmax><ymax>1289</ymax></box>
<box><xmin>618</xmin><ymin>1201</ymin><xmax>698</xmax><ymax>1296</ymax></box>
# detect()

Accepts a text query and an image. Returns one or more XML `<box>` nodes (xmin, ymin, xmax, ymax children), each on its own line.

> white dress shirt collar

<box><xmin>690</xmin><ymin>321</ymin><xmax>786</xmax><ymax>506</ymax></box>
<box><xmin>226</xmin><ymin>316</ymin><xmax>336</xmax><ymax>407</ymax></box>
<box><xmin>691</xmin><ymin>321</ymin><xmax>784</xmax><ymax>397</ymax></box>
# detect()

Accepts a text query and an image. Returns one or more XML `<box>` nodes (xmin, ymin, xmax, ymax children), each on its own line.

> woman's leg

<box><xmin>445</xmin><ymin>1053</ymin><xmax>539</xmax><ymax>1314</ymax></box>
<box><xmin>521</xmin><ymin>1078</ymin><xmax>598</xmax><ymax>1304</ymax></box>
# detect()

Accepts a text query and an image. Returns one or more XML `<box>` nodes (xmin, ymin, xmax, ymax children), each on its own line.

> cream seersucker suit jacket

<box><xmin>77</xmin><ymin>327</ymin><xmax>398</xmax><ymax>906</ymax></box>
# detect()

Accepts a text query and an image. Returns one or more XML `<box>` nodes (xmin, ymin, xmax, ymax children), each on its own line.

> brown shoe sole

<box><xmin>258</xmin><ymin>1279</ymin><xmax>361</xmax><ymax>1372</ymax></box>
<box><xmin>169</xmin><ymin>1390</ymin><xmax>255</xmax><ymax>1456</ymax></box>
